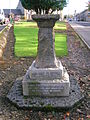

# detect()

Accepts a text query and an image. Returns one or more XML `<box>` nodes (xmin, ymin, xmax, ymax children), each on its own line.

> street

<box><xmin>75</xmin><ymin>21</ymin><xmax>90</xmax><ymax>26</ymax></box>
<box><xmin>0</xmin><ymin>25</ymin><xmax>6</xmax><ymax>32</ymax></box>
<box><xmin>69</xmin><ymin>21</ymin><xmax>90</xmax><ymax>49</ymax></box>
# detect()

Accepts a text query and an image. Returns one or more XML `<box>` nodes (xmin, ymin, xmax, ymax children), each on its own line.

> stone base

<box><xmin>7</xmin><ymin>76</ymin><xmax>84</xmax><ymax>110</ymax></box>
<box><xmin>22</xmin><ymin>61</ymin><xmax>70</xmax><ymax>97</ymax></box>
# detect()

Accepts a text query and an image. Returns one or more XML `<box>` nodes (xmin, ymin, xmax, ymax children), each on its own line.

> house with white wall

<box><xmin>76</xmin><ymin>9</ymin><xmax>90</xmax><ymax>22</ymax></box>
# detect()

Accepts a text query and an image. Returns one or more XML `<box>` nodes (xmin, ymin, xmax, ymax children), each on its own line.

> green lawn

<box><xmin>14</xmin><ymin>21</ymin><xmax>68</xmax><ymax>57</ymax></box>
<box><xmin>54</xmin><ymin>21</ymin><xmax>66</xmax><ymax>30</ymax></box>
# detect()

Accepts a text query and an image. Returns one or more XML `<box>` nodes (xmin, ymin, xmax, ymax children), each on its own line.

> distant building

<box><xmin>24</xmin><ymin>10</ymin><xmax>35</xmax><ymax>20</ymax></box>
<box><xmin>86</xmin><ymin>12</ymin><xmax>90</xmax><ymax>22</ymax></box>
<box><xmin>24</xmin><ymin>10</ymin><xmax>63</xmax><ymax>21</ymax></box>
<box><xmin>3</xmin><ymin>0</ymin><xmax>24</xmax><ymax>18</ymax></box>
<box><xmin>76</xmin><ymin>9</ymin><xmax>90</xmax><ymax>22</ymax></box>
<box><xmin>3</xmin><ymin>9</ymin><xmax>23</xmax><ymax>17</ymax></box>
<box><xmin>16</xmin><ymin>0</ymin><xmax>24</xmax><ymax>15</ymax></box>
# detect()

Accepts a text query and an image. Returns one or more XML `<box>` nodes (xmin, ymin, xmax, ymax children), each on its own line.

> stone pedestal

<box><xmin>22</xmin><ymin>15</ymin><xmax>70</xmax><ymax>97</ymax></box>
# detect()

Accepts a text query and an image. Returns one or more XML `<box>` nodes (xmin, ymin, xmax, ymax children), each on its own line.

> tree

<box><xmin>87</xmin><ymin>0</ymin><xmax>90</xmax><ymax>11</ymax></box>
<box><xmin>20</xmin><ymin>0</ymin><xmax>67</xmax><ymax>14</ymax></box>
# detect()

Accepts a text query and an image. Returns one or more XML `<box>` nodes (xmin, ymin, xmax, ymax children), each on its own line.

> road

<box><xmin>0</xmin><ymin>25</ymin><xmax>6</xmax><ymax>32</ymax></box>
<box><xmin>69</xmin><ymin>21</ymin><xmax>90</xmax><ymax>49</ymax></box>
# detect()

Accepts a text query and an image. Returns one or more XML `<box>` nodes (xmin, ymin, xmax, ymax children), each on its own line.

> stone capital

<box><xmin>32</xmin><ymin>14</ymin><xmax>60</xmax><ymax>28</ymax></box>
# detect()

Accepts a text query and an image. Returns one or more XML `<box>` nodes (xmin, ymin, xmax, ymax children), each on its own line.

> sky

<box><xmin>63</xmin><ymin>0</ymin><xmax>88</xmax><ymax>15</ymax></box>
<box><xmin>0</xmin><ymin>0</ymin><xmax>89</xmax><ymax>15</ymax></box>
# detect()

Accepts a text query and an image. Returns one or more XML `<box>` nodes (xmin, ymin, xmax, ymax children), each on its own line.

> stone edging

<box><xmin>69</xmin><ymin>24</ymin><xmax>90</xmax><ymax>50</ymax></box>
<box><xmin>0</xmin><ymin>25</ymin><xmax>11</xmax><ymax>59</ymax></box>
<box><xmin>75</xmin><ymin>30</ymin><xmax>90</xmax><ymax>50</ymax></box>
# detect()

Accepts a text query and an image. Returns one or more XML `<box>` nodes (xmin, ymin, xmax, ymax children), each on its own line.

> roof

<box><xmin>80</xmin><ymin>9</ymin><xmax>88</xmax><ymax>14</ymax></box>
<box><xmin>3</xmin><ymin>9</ymin><xmax>23</xmax><ymax>15</ymax></box>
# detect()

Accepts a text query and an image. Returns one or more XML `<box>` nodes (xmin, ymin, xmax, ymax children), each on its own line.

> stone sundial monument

<box><xmin>22</xmin><ymin>14</ymin><xmax>70</xmax><ymax>97</ymax></box>
<box><xmin>7</xmin><ymin>0</ymin><xmax>83</xmax><ymax>109</ymax></box>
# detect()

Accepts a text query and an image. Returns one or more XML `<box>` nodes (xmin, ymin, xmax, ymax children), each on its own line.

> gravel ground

<box><xmin>0</xmin><ymin>24</ymin><xmax>90</xmax><ymax>120</ymax></box>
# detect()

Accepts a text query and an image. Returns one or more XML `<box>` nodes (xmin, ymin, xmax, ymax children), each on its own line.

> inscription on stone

<box><xmin>29</xmin><ymin>68</ymin><xmax>63</xmax><ymax>80</ymax></box>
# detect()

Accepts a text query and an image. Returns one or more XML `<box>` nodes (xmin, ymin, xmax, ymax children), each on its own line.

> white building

<box><xmin>76</xmin><ymin>9</ymin><xmax>90</xmax><ymax>22</ymax></box>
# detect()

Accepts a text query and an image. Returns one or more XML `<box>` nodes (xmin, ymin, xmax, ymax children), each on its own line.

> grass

<box><xmin>15</xmin><ymin>21</ymin><xmax>66</xmax><ymax>30</ymax></box>
<box><xmin>55</xmin><ymin>34</ymin><xmax>67</xmax><ymax>56</ymax></box>
<box><xmin>14</xmin><ymin>21</ymin><xmax>68</xmax><ymax>57</ymax></box>
<box><xmin>14</xmin><ymin>27</ymin><xmax>38</xmax><ymax>57</ymax></box>
<box><xmin>54</xmin><ymin>21</ymin><xmax>66</xmax><ymax>30</ymax></box>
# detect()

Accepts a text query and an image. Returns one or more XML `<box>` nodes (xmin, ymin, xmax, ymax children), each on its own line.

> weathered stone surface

<box><xmin>0</xmin><ymin>26</ymin><xmax>9</xmax><ymax>59</ymax></box>
<box><xmin>32</xmin><ymin>14</ymin><xmax>59</xmax><ymax>28</ymax></box>
<box><xmin>22</xmin><ymin>60</ymin><xmax>70</xmax><ymax>96</ymax></box>
<box><xmin>32</xmin><ymin>15</ymin><xmax>59</xmax><ymax>68</ymax></box>
<box><xmin>7</xmin><ymin>76</ymin><xmax>84</xmax><ymax>110</ymax></box>
<box><xmin>28</xmin><ymin>60</ymin><xmax>63</xmax><ymax>80</ymax></box>
<box><xmin>35</xmin><ymin>28</ymin><xmax>58</xmax><ymax>68</ymax></box>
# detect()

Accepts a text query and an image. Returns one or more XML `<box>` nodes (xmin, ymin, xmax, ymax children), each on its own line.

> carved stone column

<box><xmin>32</xmin><ymin>15</ymin><xmax>59</xmax><ymax>68</ymax></box>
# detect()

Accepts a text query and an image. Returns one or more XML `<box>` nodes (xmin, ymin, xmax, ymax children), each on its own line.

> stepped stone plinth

<box><xmin>22</xmin><ymin>60</ymin><xmax>70</xmax><ymax>97</ymax></box>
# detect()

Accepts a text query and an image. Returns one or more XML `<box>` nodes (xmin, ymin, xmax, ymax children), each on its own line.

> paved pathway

<box><xmin>69</xmin><ymin>21</ymin><xmax>90</xmax><ymax>49</ymax></box>
<box><xmin>0</xmin><ymin>25</ymin><xmax>6</xmax><ymax>32</ymax></box>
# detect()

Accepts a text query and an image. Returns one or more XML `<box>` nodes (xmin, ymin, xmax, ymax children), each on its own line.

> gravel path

<box><xmin>0</xmin><ymin>24</ymin><xmax>90</xmax><ymax>120</ymax></box>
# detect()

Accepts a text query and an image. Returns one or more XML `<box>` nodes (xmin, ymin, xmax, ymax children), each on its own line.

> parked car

<box><xmin>68</xmin><ymin>18</ymin><xmax>73</xmax><ymax>21</ymax></box>
<box><xmin>0</xmin><ymin>9</ymin><xmax>5</xmax><ymax>25</ymax></box>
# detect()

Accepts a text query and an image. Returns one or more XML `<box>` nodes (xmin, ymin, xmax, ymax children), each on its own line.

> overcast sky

<box><xmin>0</xmin><ymin>0</ymin><xmax>89</xmax><ymax>15</ymax></box>
<box><xmin>63</xmin><ymin>0</ymin><xmax>88</xmax><ymax>15</ymax></box>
